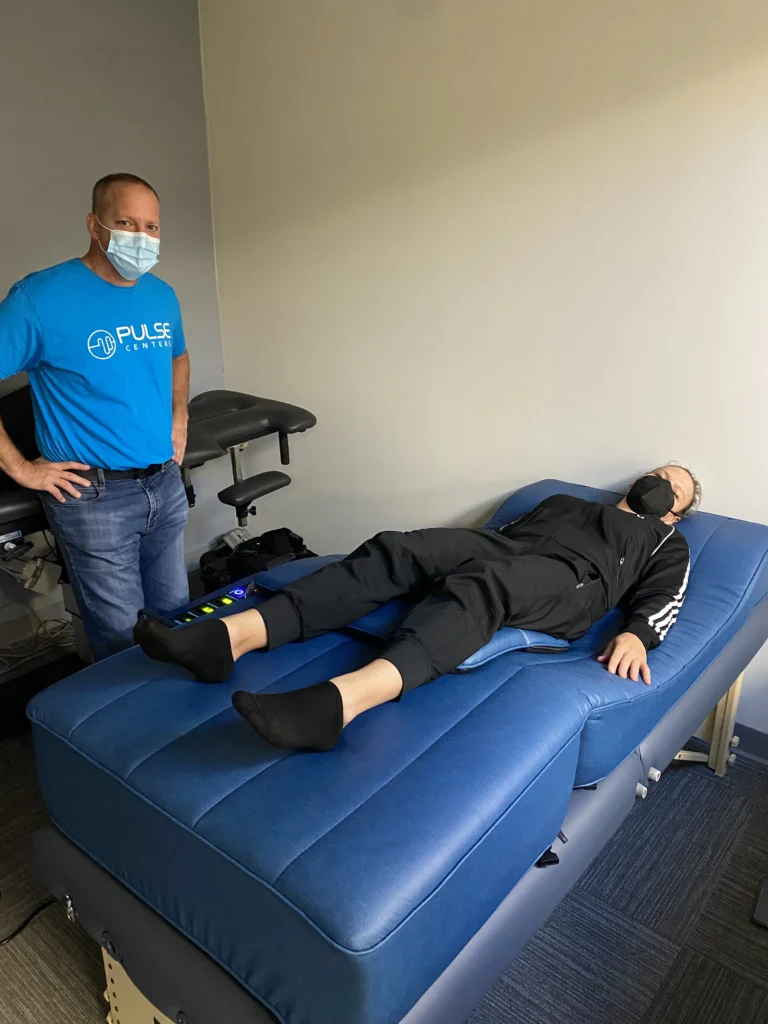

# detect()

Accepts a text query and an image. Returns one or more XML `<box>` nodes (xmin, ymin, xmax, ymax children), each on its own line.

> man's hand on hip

<box><xmin>13</xmin><ymin>457</ymin><xmax>92</xmax><ymax>502</ymax></box>
<box><xmin>172</xmin><ymin>416</ymin><xmax>188</xmax><ymax>465</ymax></box>
<box><xmin>597</xmin><ymin>632</ymin><xmax>651</xmax><ymax>685</ymax></box>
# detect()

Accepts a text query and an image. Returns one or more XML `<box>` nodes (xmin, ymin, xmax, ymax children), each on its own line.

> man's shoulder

<box><xmin>14</xmin><ymin>260</ymin><xmax>82</xmax><ymax>298</ymax></box>
<box><xmin>141</xmin><ymin>272</ymin><xmax>180</xmax><ymax>304</ymax></box>
<box><xmin>1</xmin><ymin>262</ymin><xmax>84</xmax><ymax>318</ymax></box>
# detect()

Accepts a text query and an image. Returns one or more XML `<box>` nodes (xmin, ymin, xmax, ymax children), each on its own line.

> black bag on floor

<box><xmin>228</xmin><ymin>528</ymin><xmax>317</xmax><ymax>576</ymax></box>
<box><xmin>200</xmin><ymin>528</ymin><xmax>317</xmax><ymax>594</ymax></box>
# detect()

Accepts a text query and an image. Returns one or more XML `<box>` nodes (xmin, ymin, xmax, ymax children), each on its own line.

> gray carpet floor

<box><xmin>0</xmin><ymin>735</ymin><xmax>104</xmax><ymax>1024</ymax></box>
<box><xmin>1</xmin><ymin>732</ymin><xmax>767</xmax><ymax>1024</ymax></box>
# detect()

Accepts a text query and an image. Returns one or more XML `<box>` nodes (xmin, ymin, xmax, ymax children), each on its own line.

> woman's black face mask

<box><xmin>626</xmin><ymin>475</ymin><xmax>675</xmax><ymax>517</ymax></box>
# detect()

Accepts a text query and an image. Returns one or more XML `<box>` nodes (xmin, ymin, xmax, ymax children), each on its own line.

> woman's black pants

<box><xmin>258</xmin><ymin>529</ymin><xmax>606</xmax><ymax>692</ymax></box>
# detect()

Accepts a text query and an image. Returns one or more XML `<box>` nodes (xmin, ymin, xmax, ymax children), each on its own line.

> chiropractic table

<box><xmin>27</xmin><ymin>480</ymin><xmax>768</xmax><ymax>1024</ymax></box>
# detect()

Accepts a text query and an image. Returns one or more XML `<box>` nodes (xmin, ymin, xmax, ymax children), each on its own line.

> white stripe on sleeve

<box><xmin>647</xmin><ymin>560</ymin><xmax>690</xmax><ymax>640</ymax></box>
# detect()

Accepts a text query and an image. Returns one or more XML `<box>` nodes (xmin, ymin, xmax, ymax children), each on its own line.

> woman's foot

<box><xmin>134</xmin><ymin>616</ymin><xmax>234</xmax><ymax>683</ymax></box>
<box><xmin>134</xmin><ymin>607</ymin><xmax>269</xmax><ymax>682</ymax></box>
<box><xmin>232</xmin><ymin>681</ymin><xmax>343</xmax><ymax>752</ymax></box>
<box><xmin>231</xmin><ymin>659</ymin><xmax>404</xmax><ymax>751</ymax></box>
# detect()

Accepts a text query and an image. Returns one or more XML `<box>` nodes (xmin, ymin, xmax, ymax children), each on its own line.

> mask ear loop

<box><xmin>94</xmin><ymin>217</ymin><xmax>112</xmax><ymax>257</ymax></box>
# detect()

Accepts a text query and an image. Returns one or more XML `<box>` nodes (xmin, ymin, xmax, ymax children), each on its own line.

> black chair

<box><xmin>186</xmin><ymin>389</ymin><xmax>316</xmax><ymax>526</ymax></box>
<box><xmin>0</xmin><ymin>384</ymin><xmax>317</xmax><ymax>553</ymax></box>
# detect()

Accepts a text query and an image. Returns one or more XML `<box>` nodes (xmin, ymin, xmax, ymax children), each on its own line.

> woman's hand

<box><xmin>597</xmin><ymin>633</ymin><xmax>651</xmax><ymax>685</ymax></box>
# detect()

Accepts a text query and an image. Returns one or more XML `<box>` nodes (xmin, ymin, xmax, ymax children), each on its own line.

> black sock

<box><xmin>134</xmin><ymin>616</ymin><xmax>234</xmax><ymax>683</ymax></box>
<box><xmin>232</xmin><ymin>682</ymin><xmax>343</xmax><ymax>752</ymax></box>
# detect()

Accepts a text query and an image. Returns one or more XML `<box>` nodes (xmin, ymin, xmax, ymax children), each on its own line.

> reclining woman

<box><xmin>136</xmin><ymin>465</ymin><xmax>699</xmax><ymax>752</ymax></box>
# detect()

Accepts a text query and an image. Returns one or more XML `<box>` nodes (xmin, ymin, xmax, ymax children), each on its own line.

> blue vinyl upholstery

<box><xmin>28</xmin><ymin>480</ymin><xmax>768</xmax><ymax>1024</ymax></box>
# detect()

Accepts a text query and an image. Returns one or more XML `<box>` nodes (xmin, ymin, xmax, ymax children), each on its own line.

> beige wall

<box><xmin>199</xmin><ymin>0</ymin><xmax>768</xmax><ymax>726</ymax></box>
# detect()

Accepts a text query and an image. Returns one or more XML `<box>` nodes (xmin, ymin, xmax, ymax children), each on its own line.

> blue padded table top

<box><xmin>256</xmin><ymin>479</ymin><xmax>768</xmax><ymax>784</ymax></box>
<box><xmin>29</xmin><ymin>611</ymin><xmax>585</xmax><ymax>1024</ymax></box>
<box><xmin>27</xmin><ymin>480</ymin><xmax>768</xmax><ymax>1024</ymax></box>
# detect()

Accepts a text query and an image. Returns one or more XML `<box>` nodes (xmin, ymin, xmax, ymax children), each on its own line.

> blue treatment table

<box><xmin>28</xmin><ymin>480</ymin><xmax>768</xmax><ymax>1024</ymax></box>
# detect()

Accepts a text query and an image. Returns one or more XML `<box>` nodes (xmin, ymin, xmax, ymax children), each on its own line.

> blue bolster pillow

<box><xmin>253</xmin><ymin>557</ymin><xmax>569</xmax><ymax>671</ymax></box>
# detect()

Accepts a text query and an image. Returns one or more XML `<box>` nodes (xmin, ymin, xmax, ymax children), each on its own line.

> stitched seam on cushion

<box><xmin>190</xmin><ymin>644</ymin><xmax>360</xmax><ymax>828</ymax></box>
<box><xmin>336</xmin><ymin>731</ymin><xmax>582</xmax><ymax>951</ymax></box>
<box><xmin>38</xmin><ymin>710</ymin><xmax>583</xmax><ymax>955</ymax></box>
<box><xmin>67</xmin><ymin>673</ymin><xmax>168</xmax><ymax>741</ymax></box>
<box><xmin>57</xmin><ymin>593</ymin><xmax>290</xmax><ymax>745</ymax></box>
<box><xmin>260</xmin><ymin>660</ymin><xmax>536</xmax><ymax>883</ymax></box>
<box><xmin>190</xmin><ymin>754</ymin><xmax>290</xmax><ymax>829</ymax></box>
<box><xmin>122</xmin><ymin>705</ymin><xmax>287</xmax><ymax>788</ymax></box>
<box><xmin>35</xmin><ymin>720</ymin><xmax>380</xmax><ymax>953</ymax></box>
<box><xmin>122</xmin><ymin>641</ymin><xmax>347</xmax><ymax>794</ymax></box>
<box><xmin>121</xmin><ymin>643</ymin><xmax>342</xmax><ymax>778</ymax></box>
<box><xmin>687</xmin><ymin>516</ymin><xmax>725</xmax><ymax>569</ymax></box>
<box><xmin>271</xmin><ymin>662</ymin><xmax>570</xmax><ymax>885</ymax></box>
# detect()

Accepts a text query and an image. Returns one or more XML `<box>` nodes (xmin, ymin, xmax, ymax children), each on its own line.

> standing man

<box><xmin>0</xmin><ymin>173</ymin><xmax>190</xmax><ymax>660</ymax></box>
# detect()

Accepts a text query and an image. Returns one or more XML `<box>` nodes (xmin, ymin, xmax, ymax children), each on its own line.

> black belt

<box><xmin>83</xmin><ymin>463</ymin><xmax>163</xmax><ymax>482</ymax></box>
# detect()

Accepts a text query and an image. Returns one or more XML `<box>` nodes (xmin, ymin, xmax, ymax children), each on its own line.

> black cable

<box><xmin>0</xmin><ymin>897</ymin><xmax>57</xmax><ymax>947</ymax></box>
<box><xmin>41</xmin><ymin>530</ymin><xmax>60</xmax><ymax>564</ymax></box>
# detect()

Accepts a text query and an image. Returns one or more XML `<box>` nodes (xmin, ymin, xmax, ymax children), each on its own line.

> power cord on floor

<box><xmin>0</xmin><ymin>617</ymin><xmax>75</xmax><ymax>676</ymax></box>
<box><xmin>0</xmin><ymin>896</ymin><xmax>57</xmax><ymax>946</ymax></box>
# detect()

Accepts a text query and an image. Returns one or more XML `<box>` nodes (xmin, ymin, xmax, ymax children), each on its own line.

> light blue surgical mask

<box><xmin>97</xmin><ymin>219</ymin><xmax>160</xmax><ymax>281</ymax></box>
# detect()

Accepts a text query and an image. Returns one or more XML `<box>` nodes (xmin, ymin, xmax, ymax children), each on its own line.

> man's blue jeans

<box><xmin>42</xmin><ymin>461</ymin><xmax>189</xmax><ymax>661</ymax></box>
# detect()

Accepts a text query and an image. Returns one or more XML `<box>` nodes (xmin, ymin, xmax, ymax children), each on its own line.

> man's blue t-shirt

<box><xmin>0</xmin><ymin>259</ymin><xmax>186</xmax><ymax>470</ymax></box>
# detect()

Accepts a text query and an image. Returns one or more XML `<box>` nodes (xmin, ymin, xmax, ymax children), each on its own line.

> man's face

<box><xmin>651</xmin><ymin>466</ymin><xmax>695</xmax><ymax>522</ymax></box>
<box><xmin>88</xmin><ymin>183</ymin><xmax>161</xmax><ymax>250</ymax></box>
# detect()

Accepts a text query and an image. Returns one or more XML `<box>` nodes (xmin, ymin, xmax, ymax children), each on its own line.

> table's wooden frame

<box><xmin>103</xmin><ymin>950</ymin><xmax>174</xmax><ymax>1024</ymax></box>
<box><xmin>673</xmin><ymin>673</ymin><xmax>743</xmax><ymax>776</ymax></box>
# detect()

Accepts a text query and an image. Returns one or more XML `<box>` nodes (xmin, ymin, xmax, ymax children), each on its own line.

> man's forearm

<box><xmin>172</xmin><ymin>352</ymin><xmax>190</xmax><ymax>422</ymax></box>
<box><xmin>0</xmin><ymin>414</ymin><xmax>28</xmax><ymax>479</ymax></box>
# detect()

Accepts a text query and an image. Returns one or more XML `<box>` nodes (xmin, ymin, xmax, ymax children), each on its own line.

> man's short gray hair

<box><xmin>92</xmin><ymin>172</ymin><xmax>158</xmax><ymax>216</ymax></box>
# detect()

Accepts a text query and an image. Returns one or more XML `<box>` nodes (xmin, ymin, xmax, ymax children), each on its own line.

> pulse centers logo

<box><xmin>87</xmin><ymin>323</ymin><xmax>173</xmax><ymax>360</ymax></box>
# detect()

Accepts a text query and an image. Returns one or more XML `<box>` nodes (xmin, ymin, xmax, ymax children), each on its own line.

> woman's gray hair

<box><xmin>665</xmin><ymin>461</ymin><xmax>702</xmax><ymax>517</ymax></box>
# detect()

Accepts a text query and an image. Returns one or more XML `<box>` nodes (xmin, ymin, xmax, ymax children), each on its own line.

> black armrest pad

<box><xmin>182</xmin><ymin>425</ymin><xmax>226</xmax><ymax>470</ymax></box>
<box><xmin>218</xmin><ymin>471</ymin><xmax>291</xmax><ymax>509</ymax></box>
<box><xmin>188</xmin><ymin>390</ymin><xmax>316</xmax><ymax>448</ymax></box>
<box><xmin>0</xmin><ymin>476</ymin><xmax>44</xmax><ymax>522</ymax></box>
